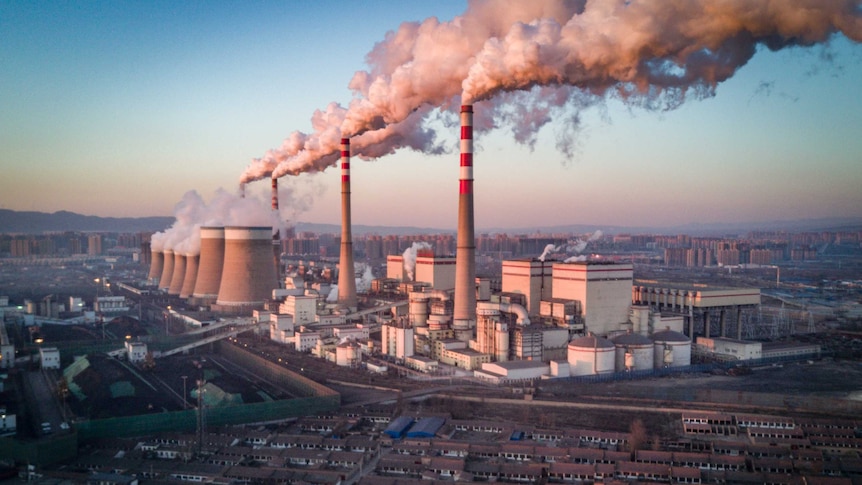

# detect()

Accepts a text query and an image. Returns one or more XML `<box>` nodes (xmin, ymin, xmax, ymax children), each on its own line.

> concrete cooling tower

<box><xmin>215</xmin><ymin>226</ymin><xmax>277</xmax><ymax>308</ymax></box>
<box><xmin>453</xmin><ymin>104</ymin><xmax>476</xmax><ymax>340</ymax></box>
<box><xmin>158</xmin><ymin>249</ymin><xmax>175</xmax><ymax>292</ymax></box>
<box><xmin>147</xmin><ymin>249</ymin><xmax>164</xmax><ymax>285</ymax></box>
<box><xmin>180</xmin><ymin>254</ymin><xmax>199</xmax><ymax>299</ymax></box>
<box><xmin>193</xmin><ymin>226</ymin><xmax>225</xmax><ymax>301</ymax></box>
<box><xmin>168</xmin><ymin>252</ymin><xmax>187</xmax><ymax>296</ymax></box>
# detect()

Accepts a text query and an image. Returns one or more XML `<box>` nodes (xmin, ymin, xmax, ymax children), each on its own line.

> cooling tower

<box><xmin>179</xmin><ymin>253</ymin><xmax>199</xmax><ymax>299</ymax></box>
<box><xmin>192</xmin><ymin>227</ymin><xmax>225</xmax><ymax>300</ymax></box>
<box><xmin>147</xmin><ymin>249</ymin><xmax>164</xmax><ymax>285</ymax></box>
<box><xmin>337</xmin><ymin>138</ymin><xmax>358</xmax><ymax>310</ymax></box>
<box><xmin>167</xmin><ymin>251</ymin><xmax>187</xmax><ymax>296</ymax></box>
<box><xmin>453</xmin><ymin>104</ymin><xmax>476</xmax><ymax>339</ymax></box>
<box><xmin>158</xmin><ymin>249</ymin><xmax>175</xmax><ymax>291</ymax></box>
<box><xmin>216</xmin><ymin>226</ymin><xmax>277</xmax><ymax>308</ymax></box>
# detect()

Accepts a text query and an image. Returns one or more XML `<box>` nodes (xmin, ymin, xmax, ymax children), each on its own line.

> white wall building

<box><xmin>125</xmin><ymin>341</ymin><xmax>148</xmax><ymax>363</ymax></box>
<box><xmin>552</xmin><ymin>261</ymin><xmax>633</xmax><ymax>337</ymax></box>
<box><xmin>40</xmin><ymin>347</ymin><xmax>60</xmax><ymax>369</ymax></box>
<box><xmin>697</xmin><ymin>337</ymin><xmax>762</xmax><ymax>361</ymax></box>
<box><xmin>270</xmin><ymin>313</ymin><xmax>295</xmax><ymax>344</ymax></box>
<box><xmin>381</xmin><ymin>322</ymin><xmax>414</xmax><ymax>360</ymax></box>
<box><xmin>280</xmin><ymin>295</ymin><xmax>317</xmax><ymax>326</ymax></box>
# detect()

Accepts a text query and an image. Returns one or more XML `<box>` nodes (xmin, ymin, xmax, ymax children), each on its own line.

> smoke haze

<box><xmin>241</xmin><ymin>0</ymin><xmax>861</xmax><ymax>186</ymax></box>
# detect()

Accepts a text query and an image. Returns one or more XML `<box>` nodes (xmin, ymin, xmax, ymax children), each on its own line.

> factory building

<box><xmin>552</xmin><ymin>261</ymin><xmax>634</xmax><ymax>337</ymax></box>
<box><xmin>632</xmin><ymin>283</ymin><xmax>760</xmax><ymax>339</ymax></box>
<box><xmin>501</xmin><ymin>259</ymin><xmax>553</xmax><ymax>316</ymax></box>
<box><xmin>415</xmin><ymin>254</ymin><xmax>457</xmax><ymax>291</ymax></box>
<box><xmin>381</xmin><ymin>320</ymin><xmax>414</xmax><ymax>360</ymax></box>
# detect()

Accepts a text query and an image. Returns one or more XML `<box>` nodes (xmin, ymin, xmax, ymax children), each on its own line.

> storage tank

<box><xmin>335</xmin><ymin>341</ymin><xmax>361</xmax><ymax>367</ymax></box>
<box><xmin>567</xmin><ymin>335</ymin><xmax>615</xmax><ymax>376</ymax></box>
<box><xmin>158</xmin><ymin>249</ymin><xmax>175</xmax><ymax>291</ymax></box>
<box><xmin>216</xmin><ymin>226</ymin><xmax>277</xmax><ymax>308</ymax></box>
<box><xmin>612</xmin><ymin>332</ymin><xmax>655</xmax><ymax>372</ymax></box>
<box><xmin>167</xmin><ymin>252</ymin><xmax>187</xmax><ymax>296</ymax></box>
<box><xmin>193</xmin><ymin>227</ymin><xmax>225</xmax><ymax>301</ymax></box>
<box><xmin>179</xmin><ymin>254</ymin><xmax>199</xmax><ymax>299</ymax></box>
<box><xmin>494</xmin><ymin>322</ymin><xmax>509</xmax><ymax>362</ymax></box>
<box><xmin>650</xmin><ymin>328</ymin><xmax>691</xmax><ymax>368</ymax></box>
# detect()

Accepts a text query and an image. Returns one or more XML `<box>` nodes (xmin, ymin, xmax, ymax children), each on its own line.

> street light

<box><xmin>181</xmin><ymin>375</ymin><xmax>188</xmax><ymax>410</ymax></box>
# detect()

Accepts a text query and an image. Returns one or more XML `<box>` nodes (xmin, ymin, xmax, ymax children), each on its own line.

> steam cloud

<box><xmin>538</xmin><ymin>230</ymin><xmax>603</xmax><ymax>261</ymax></box>
<box><xmin>241</xmin><ymin>0</ymin><xmax>862</xmax><ymax>186</ymax></box>
<box><xmin>402</xmin><ymin>242</ymin><xmax>433</xmax><ymax>281</ymax></box>
<box><xmin>150</xmin><ymin>189</ymin><xmax>279</xmax><ymax>256</ymax></box>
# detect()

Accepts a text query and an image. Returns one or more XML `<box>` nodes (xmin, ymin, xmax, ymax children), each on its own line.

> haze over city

<box><xmin>2</xmin><ymin>1</ymin><xmax>862</xmax><ymax>230</ymax></box>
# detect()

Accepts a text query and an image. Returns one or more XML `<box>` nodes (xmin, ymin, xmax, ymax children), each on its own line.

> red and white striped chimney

<box><xmin>453</xmin><ymin>105</ymin><xmax>476</xmax><ymax>339</ymax></box>
<box><xmin>337</xmin><ymin>137</ymin><xmax>358</xmax><ymax>310</ymax></box>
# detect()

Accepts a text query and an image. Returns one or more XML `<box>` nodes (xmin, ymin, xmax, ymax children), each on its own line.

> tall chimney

<box><xmin>271</xmin><ymin>177</ymin><xmax>282</xmax><ymax>282</ymax></box>
<box><xmin>192</xmin><ymin>227</ymin><xmax>225</xmax><ymax>302</ymax></box>
<box><xmin>158</xmin><ymin>249</ymin><xmax>175</xmax><ymax>292</ymax></box>
<box><xmin>453</xmin><ymin>104</ymin><xmax>476</xmax><ymax>340</ymax></box>
<box><xmin>147</xmin><ymin>249</ymin><xmax>164</xmax><ymax>286</ymax></box>
<box><xmin>337</xmin><ymin>137</ymin><xmax>358</xmax><ymax>310</ymax></box>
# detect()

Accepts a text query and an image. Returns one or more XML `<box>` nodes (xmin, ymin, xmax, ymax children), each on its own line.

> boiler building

<box><xmin>552</xmin><ymin>261</ymin><xmax>634</xmax><ymax>337</ymax></box>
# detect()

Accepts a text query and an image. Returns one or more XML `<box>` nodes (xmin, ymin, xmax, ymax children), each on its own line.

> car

<box><xmin>59</xmin><ymin>422</ymin><xmax>70</xmax><ymax>430</ymax></box>
<box><xmin>41</xmin><ymin>422</ymin><xmax>52</xmax><ymax>434</ymax></box>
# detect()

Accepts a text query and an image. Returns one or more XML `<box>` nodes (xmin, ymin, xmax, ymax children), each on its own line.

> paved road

<box><xmin>26</xmin><ymin>370</ymin><xmax>65</xmax><ymax>436</ymax></box>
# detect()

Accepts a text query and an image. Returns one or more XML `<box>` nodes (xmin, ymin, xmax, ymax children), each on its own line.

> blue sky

<box><xmin>2</xmin><ymin>1</ymin><xmax>861</xmax><ymax>230</ymax></box>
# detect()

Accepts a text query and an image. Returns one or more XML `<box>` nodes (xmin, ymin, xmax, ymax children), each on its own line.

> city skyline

<box><xmin>2</xmin><ymin>1</ymin><xmax>861</xmax><ymax>231</ymax></box>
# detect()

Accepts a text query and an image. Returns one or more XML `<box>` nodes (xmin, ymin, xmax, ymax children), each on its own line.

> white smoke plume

<box><xmin>241</xmin><ymin>0</ymin><xmax>862</xmax><ymax>186</ymax></box>
<box><xmin>150</xmin><ymin>189</ymin><xmax>278</xmax><ymax>256</ymax></box>
<box><xmin>402</xmin><ymin>241</ymin><xmax>433</xmax><ymax>280</ymax></box>
<box><xmin>326</xmin><ymin>285</ymin><xmax>339</xmax><ymax>303</ymax></box>
<box><xmin>356</xmin><ymin>263</ymin><xmax>375</xmax><ymax>293</ymax></box>
<box><xmin>538</xmin><ymin>243</ymin><xmax>557</xmax><ymax>262</ymax></box>
<box><xmin>564</xmin><ymin>255</ymin><xmax>587</xmax><ymax>263</ymax></box>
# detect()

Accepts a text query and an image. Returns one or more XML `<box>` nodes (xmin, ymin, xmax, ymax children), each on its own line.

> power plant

<box><xmin>143</xmin><ymin>104</ymin><xmax>781</xmax><ymax>382</ymax></box>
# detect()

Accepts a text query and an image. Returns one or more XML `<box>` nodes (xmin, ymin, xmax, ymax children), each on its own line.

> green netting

<box><xmin>203</xmin><ymin>368</ymin><xmax>221</xmax><ymax>381</ymax></box>
<box><xmin>62</xmin><ymin>356</ymin><xmax>90</xmax><ymax>381</ymax></box>
<box><xmin>67</xmin><ymin>380</ymin><xmax>86</xmax><ymax>401</ymax></box>
<box><xmin>110</xmin><ymin>380</ymin><xmax>135</xmax><ymax>398</ymax></box>
<box><xmin>191</xmin><ymin>382</ymin><xmax>243</xmax><ymax>407</ymax></box>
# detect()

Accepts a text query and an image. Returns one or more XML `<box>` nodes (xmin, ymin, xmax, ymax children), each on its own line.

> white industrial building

<box><xmin>501</xmin><ymin>259</ymin><xmax>553</xmax><ymax>316</ymax></box>
<box><xmin>125</xmin><ymin>340</ymin><xmax>148</xmax><ymax>363</ymax></box>
<box><xmin>40</xmin><ymin>347</ymin><xmax>61</xmax><ymax>369</ymax></box>
<box><xmin>381</xmin><ymin>321</ymin><xmax>414</xmax><ymax>360</ymax></box>
<box><xmin>696</xmin><ymin>337</ymin><xmax>762</xmax><ymax>361</ymax></box>
<box><xmin>552</xmin><ymin>261</ymin><xmax>634</xmax><ymax>337</ymax></box>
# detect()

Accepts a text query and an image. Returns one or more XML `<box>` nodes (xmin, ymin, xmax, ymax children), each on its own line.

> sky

<box><xmin>2</xmin><ymin>1</ymin><xmax>861</xmax><ymax>231</ymax></box>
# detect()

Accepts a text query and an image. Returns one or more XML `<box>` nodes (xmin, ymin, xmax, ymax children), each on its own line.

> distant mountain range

<box><xmin>1</xmin><ymin>209</ymin><xmax>860</xmax><ymax>236</ymax></box>
<box><xmin>0</xmin><ymin>210</ymin><xmax>174</xmax><ymax>234</ymax></box>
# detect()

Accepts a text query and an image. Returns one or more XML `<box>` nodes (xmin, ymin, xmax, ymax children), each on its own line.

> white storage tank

<box><xmin>612</xmin><ymin>332</ymin><xmax>655</xmax><ymax>372</ymax></box>
<box><xmin>650</xmin><ymin>328</ymin><xmax>691</xmax><ymax>368</ymax></box>
<box><xmin>567</xmin><ymin>335</ymin><xmax>615</xmax><ymax>376</ymax></box>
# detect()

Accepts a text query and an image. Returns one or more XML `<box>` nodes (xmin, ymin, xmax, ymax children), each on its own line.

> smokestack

<box><xmin>453</xmin><ymin>105</ymin><xmax>476</xmax><ymax>339</ymax></box>
<box><xmin>147</xmin><ymin>249</ymin><xmax>164</xmax><ymax>285</ymax></box>
<box><xmin>216</xmin><ymin>226</ymin><xmax>278</xmax><ymax>309</ymax></box>
<box><xmin>179</xmin><ymin>253</ymin><xmax>199</xmax><ymax>299</ymax></box>
<box><xmin>192</xmin><ymin>227</ymin><xmax>225</xmax><ymax>302</ymax></box>
<box><xmin>158</xmin><ymin>249</ymin><xmax>175</xmax><ymax>292</ymax></box>
<box><xmin>271</xmin><ymin>177</ymin><xmax>282</xmax><ymax>282</ymax></box>
<box><xmin>337</xmin><ymin>137</ymin><xmax>358</xmax><ymax>310</ymax></box>
<box><xmin>167</xmin><ymin>252</ymin><xmax>187</xmax><ymax>296</ymax></box>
